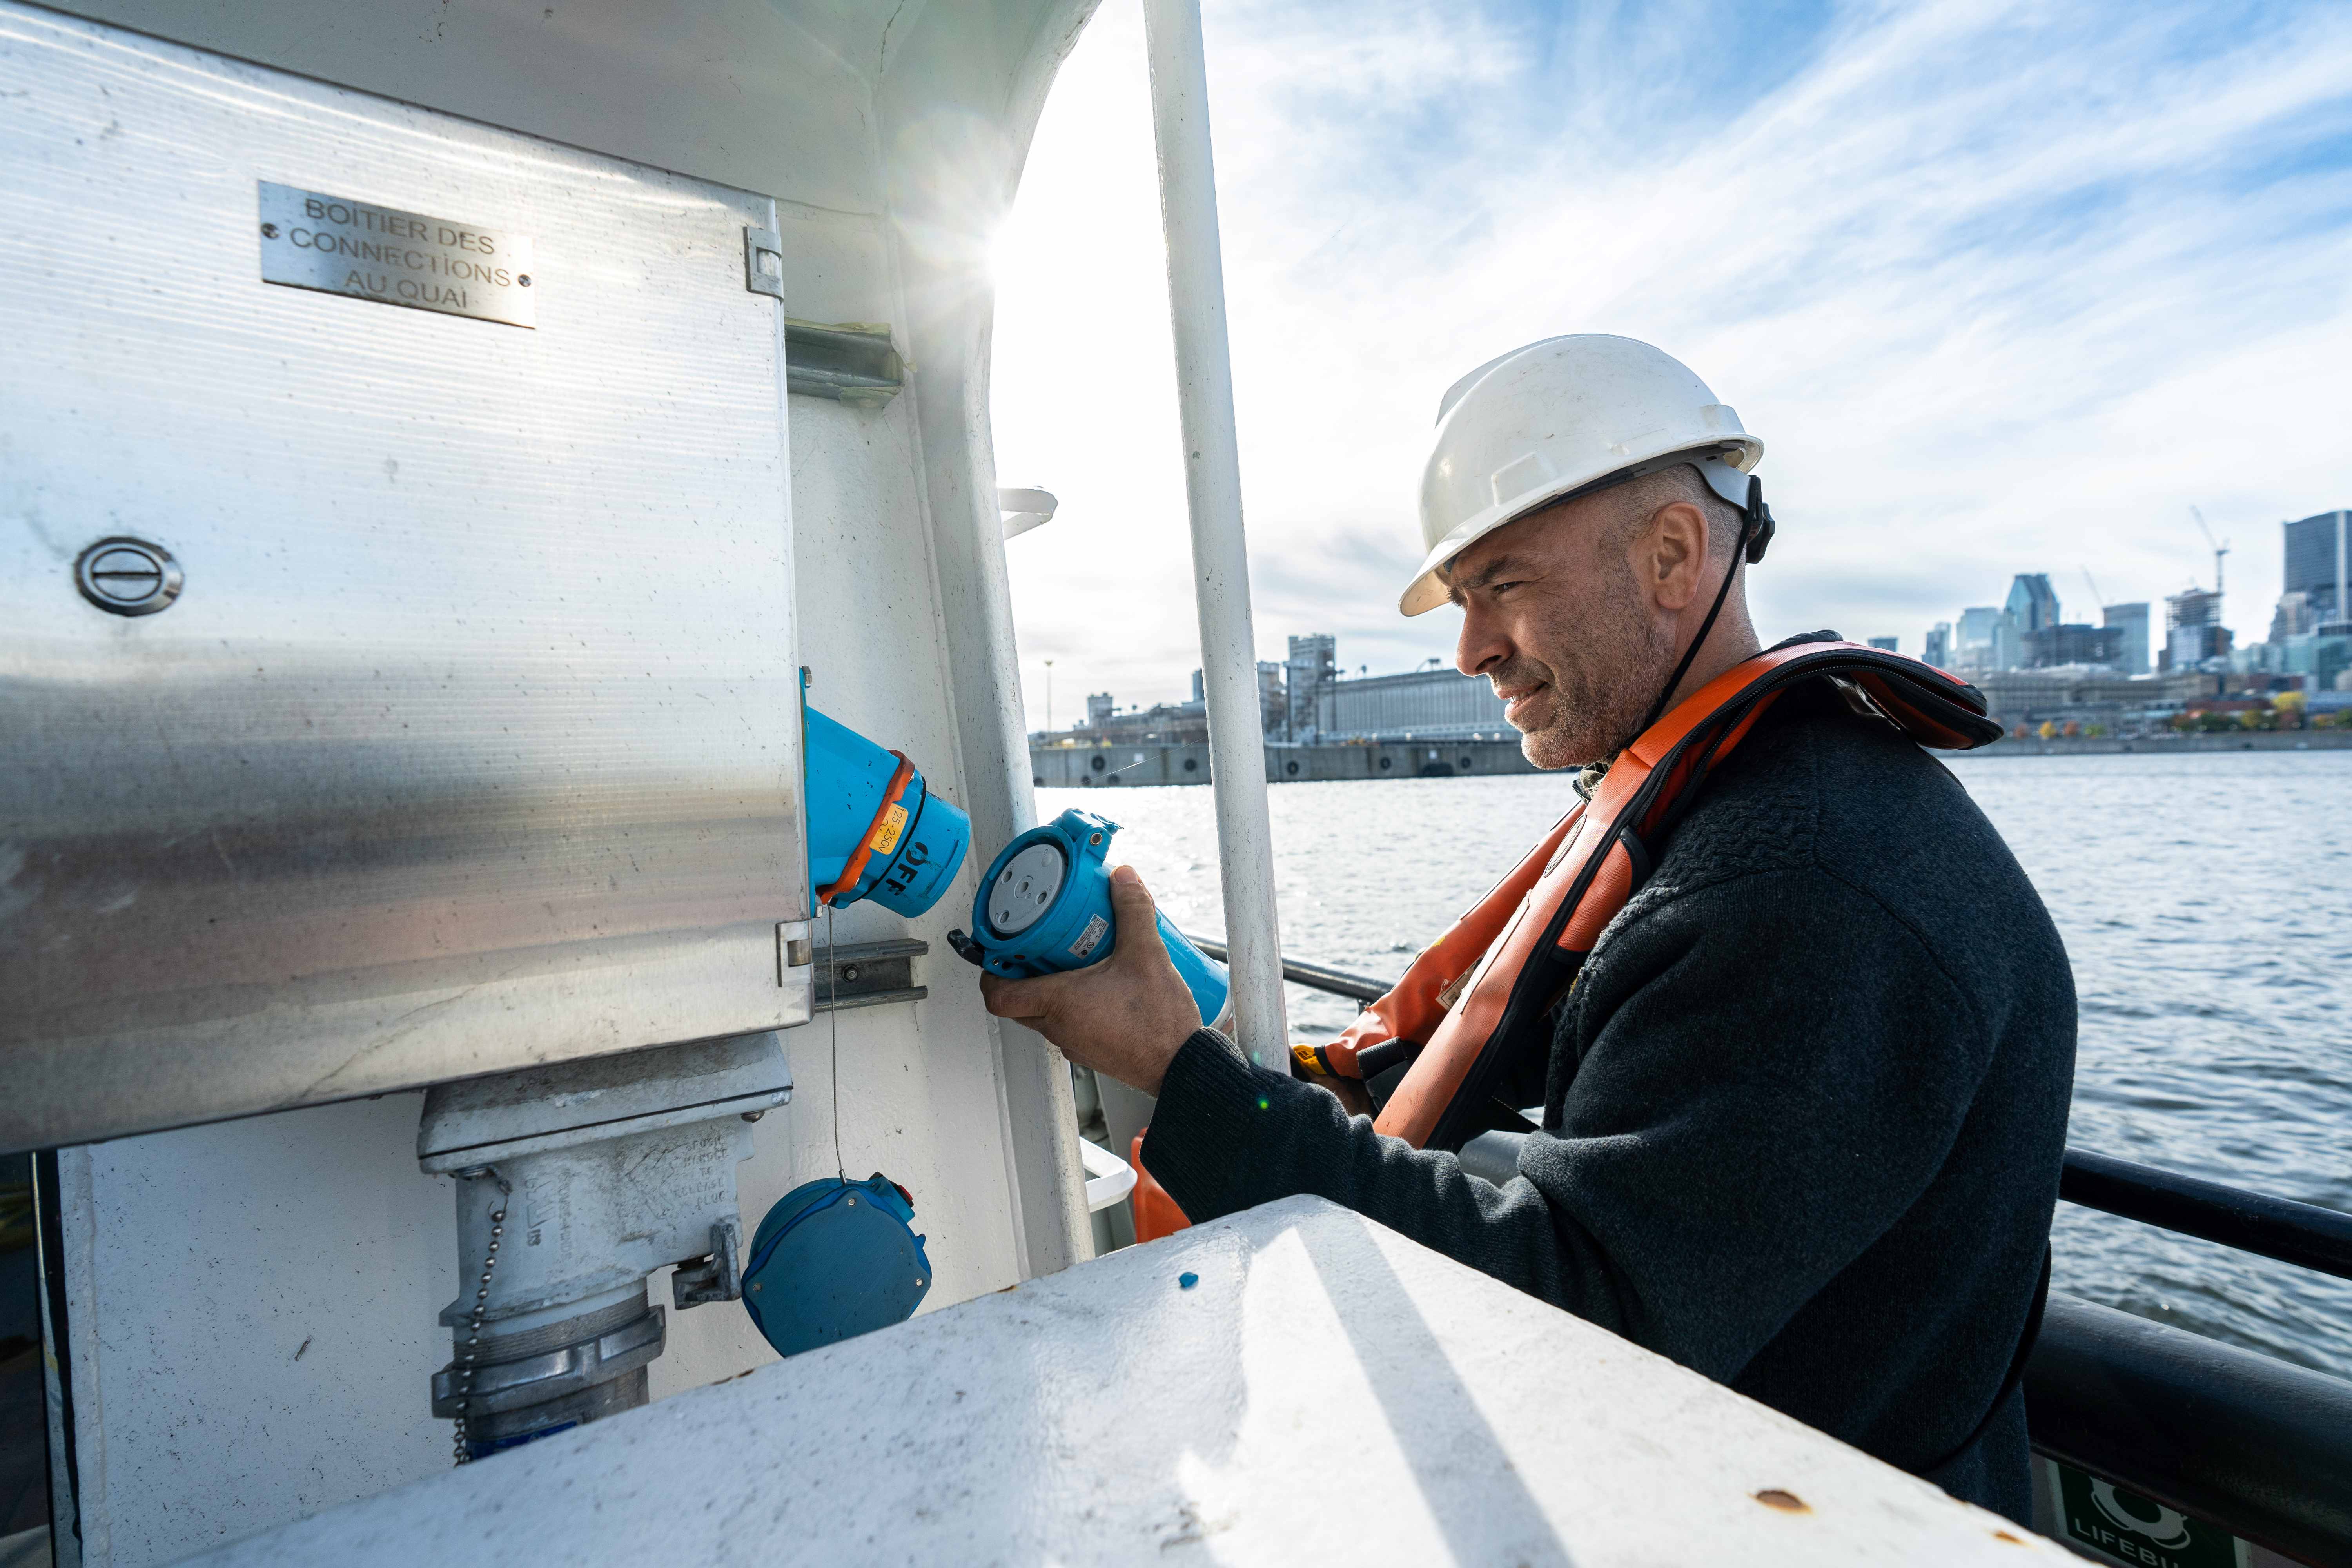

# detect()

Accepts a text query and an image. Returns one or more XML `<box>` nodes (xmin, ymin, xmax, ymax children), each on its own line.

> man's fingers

<box><xmin>979</xmin><ymin>972</ymin><xmax>1056</xmax><ymax>1022</ymax></box>
<box><xmin>1107</xmin><ymin>865</ymin><xmax>1162</xmax><ymax>958</ymax></box>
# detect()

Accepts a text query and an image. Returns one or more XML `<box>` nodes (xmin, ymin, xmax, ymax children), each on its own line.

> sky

<box><xmin>987</xmin><ymin>0</ymin><xmax>2352</xmax><ymax>730</ymax></box>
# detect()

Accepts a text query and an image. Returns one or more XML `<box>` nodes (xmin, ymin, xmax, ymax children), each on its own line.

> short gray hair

<box><xmin>1607</xmin><ymin>463</ymin><xmax>1746</xmax><ymax>566</ymax></box>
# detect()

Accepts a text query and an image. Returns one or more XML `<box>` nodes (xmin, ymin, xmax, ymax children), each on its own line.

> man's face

<box><xmin>1446</xmin><ymin>488</ymin><xmax>1678</xmax><ymax>769</ymax></box>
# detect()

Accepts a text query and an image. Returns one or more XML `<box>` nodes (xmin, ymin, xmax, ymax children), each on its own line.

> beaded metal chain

<box><xmin>449</xmin><ymin>1167</ymin><xmax>512</xmax><ymax>1465</ymax></box>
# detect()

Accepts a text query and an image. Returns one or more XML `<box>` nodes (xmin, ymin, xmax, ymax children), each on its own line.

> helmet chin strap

<box><xmin>1632</xmin><ymin>475</ymin><xmax>1773</xmax><ymax>739</ymax></box>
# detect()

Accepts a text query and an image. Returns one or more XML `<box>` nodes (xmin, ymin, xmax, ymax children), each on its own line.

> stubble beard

<box><xmin>1500</xmin><ymin>581</ymin><xmax>1677</xmax><ymax>771</ymax></box>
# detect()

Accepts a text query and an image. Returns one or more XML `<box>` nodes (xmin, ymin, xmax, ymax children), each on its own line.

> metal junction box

<box><xmin>0</xmin><ymin>3</ymin><xmax>810</xmax><ymax>1149</ymax></box>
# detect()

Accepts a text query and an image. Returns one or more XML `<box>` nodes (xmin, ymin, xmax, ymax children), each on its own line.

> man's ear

<box><xmin>1645</xmin><ymin>501</ymin><xmax>1712</xmax><ymax>612</ymax></box>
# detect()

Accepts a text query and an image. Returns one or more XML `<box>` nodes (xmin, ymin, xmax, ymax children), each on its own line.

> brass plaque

<box><xmin>258</xmin><ymin>182</ymin><xmax>535</xmax><ymax>327</ymax></box>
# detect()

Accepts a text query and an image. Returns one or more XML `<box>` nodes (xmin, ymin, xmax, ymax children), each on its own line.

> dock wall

<box><xmin>1957</xmin><ymin>730</ymin><xmax>2352</xmax><ymax>759</ymax></box>
<box><xmin>1031</xmin><ymin>739</ymin><xmax>1540</xmax><ymax>788</ymax></box>
<box><xmin>1033</xmin><ymin>728</ymin><xmax>2352</xmax><ymax>787</ymax></box>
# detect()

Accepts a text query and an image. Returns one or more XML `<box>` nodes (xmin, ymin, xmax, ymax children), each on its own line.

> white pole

<box><xmin>1142</xmin><ymin>0</ymin><xmax>1288</xmax><ymax>1069</ymax></box>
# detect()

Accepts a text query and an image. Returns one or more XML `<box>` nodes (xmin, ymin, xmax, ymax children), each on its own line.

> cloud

<box><xmin>989</xmin><ymin>0</ymin><xmax>2352</xmax><ymax>728</ymax></box>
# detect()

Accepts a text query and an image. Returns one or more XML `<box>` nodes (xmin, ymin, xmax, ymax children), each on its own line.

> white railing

<box><xmin>1076</xmin><ymin>1137</ymin><xmax>1139</xmax><ymax>1213</ymax></box>
<box><xmin>1142</xmin><ymin>0</ymin><xmax>1288</xmax><ymax>1068</ymax></box>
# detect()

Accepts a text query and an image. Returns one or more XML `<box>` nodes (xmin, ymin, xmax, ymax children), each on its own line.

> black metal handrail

<box><xmin>1189</xmin><ymin>935</ymin><xmax>1388</xmax><ymax>1005</ymax></box>
<box><xmin>2027</xmin><ymin>1296</ymin><xmax>2352</xmax><ymax>1564</ymax></box>
<box><xmin>1206</xmin><ymin>935</ymin><xmax>2352</xmax><ymax>1279</ymax></box>
<box><xmin>2062</xmin><ymin>1148</ymin><xmax>2352</xmax><ymax>1282</ymax></box>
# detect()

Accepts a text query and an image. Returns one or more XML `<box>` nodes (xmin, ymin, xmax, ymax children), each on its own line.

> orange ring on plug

<box><xmin>816</xmin><ymin>751</ymin><xmax>918</xmax><ymax>908</ymax></box>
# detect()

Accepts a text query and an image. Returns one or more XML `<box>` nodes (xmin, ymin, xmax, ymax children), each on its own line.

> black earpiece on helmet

<box><xmin>1743</xmin><ymin>475</ymin><xmax>1775</xmax><ymax>565</ymax></box>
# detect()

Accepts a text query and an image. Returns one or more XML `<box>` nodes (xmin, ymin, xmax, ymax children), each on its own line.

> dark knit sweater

<box><xmin>1140</xmin><ymin>679</ymin><xmax>2075</xmax><ymax>1521</ymax></box>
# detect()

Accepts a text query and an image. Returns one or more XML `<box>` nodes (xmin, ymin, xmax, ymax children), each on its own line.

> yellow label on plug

<box><xmin>869</xmin><ymin>802</ymin><xmax>909</xmax><ymax>857</ymax></box>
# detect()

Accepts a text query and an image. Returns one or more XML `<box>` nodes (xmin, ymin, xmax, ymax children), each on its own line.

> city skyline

<box><xmin>1047</xmin><ymin>535</ymin><xmax>2334</xmax><ymax>724</ymax></box>
<box><xmin>1047</xmin><ymin>506</ymin><xmax>2349</xmax><ymax>726</ymax></box>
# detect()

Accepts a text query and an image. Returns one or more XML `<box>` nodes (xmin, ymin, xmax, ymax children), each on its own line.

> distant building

<box><xmin>2006</xmin><ymin>573</ymin><xmax>2061</xmax><ymax>636</ymax></box>
<box><xmin>1867</xmin><ymin>635</ymin><xmax>1898</xmax><ymax>653</ymax></box>
<box><xmin>1956</xmin><ymin>606</ymin><xmax>2012</xmax><ymax>671</ymax></box>
<box><xmin>1045</xmin><ymin>687</ymin><xmax>1207</xmax><ymax>747</ymax></box>
<box><xmin>1316</xmin><ymin>666</ymin><xmax>1510</xmax><ymax>742</ymax></box>
<box><xmin>2247</xmin><ymin>627</ymin><xmax>2352</xmax><ymax>695</ymax></box>
<box><xmin>2161</xmin><ymin>587</ymin><xmax>2232</xmax><ymax>672</ymax></box>
<box><xmin>1287</xmin><ymin>634</ymin><xmax>1335</xmax><ymax>673</ymax></box>
<box><xmin>1285</xmin><ymin>633</ymin><xmax>1337</xmax><ymax>741</ymax></box>
<box><xmin>1256</xmin><ymin>661</ymin><xmax>1287</xmax><ymax>734</ymax></box>
<box><xmin>2283</xmin><ymin>509</ymin><xmax>2349</xmax><ymax>626</ymax></box>
<box><xmin>1976</xmin><ymin>668</ymin><xmax>2217</xmax><ymax>731</ymax></box>
<box><xmin>2103</xmin><ymin>602</ymin><xmax>2150</xmax><ymax>677</ymax></box>
<box><xmin>2024</xmin><ymin>623</ymin><xmax>2122</xmax><ymax>670</ymax></box>
<box><xmin>1189</xmin><ymin>668</ymin><xmax>1204</xmax><ymax>703</ymax></box>
<box><xmin>1923</xmin><ymin>622</ymin><xmax>1951</xmax><ymax>669</ymax></box>
<box><xmin>2269</xmin><ymin>592</ymin><xmax>2316</xmax><ymax>644</ymax></box>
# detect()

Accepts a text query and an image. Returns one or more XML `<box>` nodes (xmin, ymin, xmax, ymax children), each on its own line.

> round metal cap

<box><xmin>75</xmin><ymin>537</ymin><xmax>182</xmax><ymax>616</ymax></box>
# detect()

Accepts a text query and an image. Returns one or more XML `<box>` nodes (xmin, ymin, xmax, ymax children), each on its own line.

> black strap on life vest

<box><xmin>1630</xmin><ymin>473</ymin><xmax>1774</xmax><ymax>740</ymax></box>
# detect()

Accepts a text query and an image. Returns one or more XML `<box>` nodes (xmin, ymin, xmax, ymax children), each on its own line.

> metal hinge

<box><xmin>743</xmin><ymin>226</ymin><xmax>784</xmax><ymax>299</ymax></box>
<box><xmin>673</xmin><ymin>1218</ymin><xmax>744</xmax><ymax>1309</ymax></box>
<box><xmin>777</xmin><ymin>920</ymin><xmax>813</xmax><ymax>986</ymax></box>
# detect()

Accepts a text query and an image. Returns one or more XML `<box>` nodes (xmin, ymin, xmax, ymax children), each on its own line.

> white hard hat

<box><xmin>1401</xmin><ymin>334</ymin><xmax>1764</xmax><ymax>616</ymax></box>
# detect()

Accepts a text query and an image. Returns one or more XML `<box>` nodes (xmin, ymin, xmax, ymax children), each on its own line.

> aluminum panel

<box><xmin>0</xmin><ymin>3</ymin><xmax>810</xmax><ymax>1149</ymax></box>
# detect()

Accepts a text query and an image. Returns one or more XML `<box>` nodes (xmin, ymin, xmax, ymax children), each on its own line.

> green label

<box><xmin>2049</xmin><ymin>1461</ymin><xmax>2243</xmax><ymax>1568</ymax></box>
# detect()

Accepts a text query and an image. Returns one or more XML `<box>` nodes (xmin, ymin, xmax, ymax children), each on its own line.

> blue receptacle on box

<box><xmin>803</xmin><ymin>702</ymin><xmax>969</xmax><ymax>916</ymax></box>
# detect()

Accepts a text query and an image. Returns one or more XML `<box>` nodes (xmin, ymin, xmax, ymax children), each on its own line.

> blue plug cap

<box><xmin>740</xmin><ymin>1173</ymin><xmax>932</xmax><ymax>1359</ymax></box>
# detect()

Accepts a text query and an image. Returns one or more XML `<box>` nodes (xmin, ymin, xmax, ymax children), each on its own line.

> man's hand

<box><xmin>978</xmin><ymin>864</ymin><xmax>1201</xmax><ymax>1096</ymax></box>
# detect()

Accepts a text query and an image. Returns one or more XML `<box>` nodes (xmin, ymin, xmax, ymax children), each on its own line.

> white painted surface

<box><xmin>61</xmin><ymin>1103</ymin><xmax>455</xmax><ymax>1567</ymax></box>
<box><xmin>1142</xmin><ymin>0</ymin><xmax>1289</xmax><ymax>1068</ymax></box>
<box><xmin>875</xmin><ymin>0</ymin><xmax>1102</xmax><ymax>1281</ymax></box>
<box><xmin>197</xmin><ymin>1198</ymin><xmax>2070</xmax><ymax>1567</ymax></box>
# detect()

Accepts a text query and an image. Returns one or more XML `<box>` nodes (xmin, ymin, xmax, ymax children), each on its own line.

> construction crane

<box><xmin>2080</xmin><ymin>566</ymin><xmax>2107</xmax><ymax>614</ymax></box>
<box><xmin>2191</xmin><ymin>506</ymin><xmax>2230</xmax><ymax>601</ymax></box>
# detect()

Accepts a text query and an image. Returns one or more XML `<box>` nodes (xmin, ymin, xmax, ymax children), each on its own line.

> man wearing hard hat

<box><xmin>983</xmin><ymin>335</ymin><xmax>2074</xmax><ymax>1523</ymax></box>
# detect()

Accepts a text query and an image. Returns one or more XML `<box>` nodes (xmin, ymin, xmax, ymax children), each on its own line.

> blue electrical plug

<box><xmin>804</xmin><ymin>702</ymin><xmax>970</xmax><ymax>917</ymax></box>
<box><xmin>947</xmin><ymin>809</ymin><xmax>1230</xmax><ymax>1024</ymax></box>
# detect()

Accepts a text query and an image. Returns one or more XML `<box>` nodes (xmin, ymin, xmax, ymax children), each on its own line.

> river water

<box><xmin>1039</xmin><ymin>748</ymin><xmax>2352</xmax><ymax>1378</ymax></box>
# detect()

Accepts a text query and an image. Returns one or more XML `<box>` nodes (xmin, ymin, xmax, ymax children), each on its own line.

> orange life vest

<box><xmin>1292</xmin><ymin>640</ymin><xmax>2004</xmax><ymax>1152</ymax></box>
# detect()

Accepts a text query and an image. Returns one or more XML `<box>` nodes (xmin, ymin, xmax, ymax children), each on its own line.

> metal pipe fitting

<box><xmin>416</xmin><ymin>1033</ymin><xmax>790</xmax><ymax>1460</ymax></box>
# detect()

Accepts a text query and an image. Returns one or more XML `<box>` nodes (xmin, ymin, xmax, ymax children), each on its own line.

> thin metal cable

<box><xmin>825</xmin><ymin>902</ymin><xmax>845</xmax><ymax>1181</ymax></box>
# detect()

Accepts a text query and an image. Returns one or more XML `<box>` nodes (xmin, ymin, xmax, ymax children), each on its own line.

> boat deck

<box><xmin>197</xmin><ymin>1196</ymin><xmax>2065</xmax><ymax>1566</ymax></box>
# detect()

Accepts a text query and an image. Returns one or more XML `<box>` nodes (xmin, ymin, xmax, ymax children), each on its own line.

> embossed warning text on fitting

<box><xmin>258</xmin><ymin>182</ymin><xmax>536</xmax><ymax>328</ymax></box>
